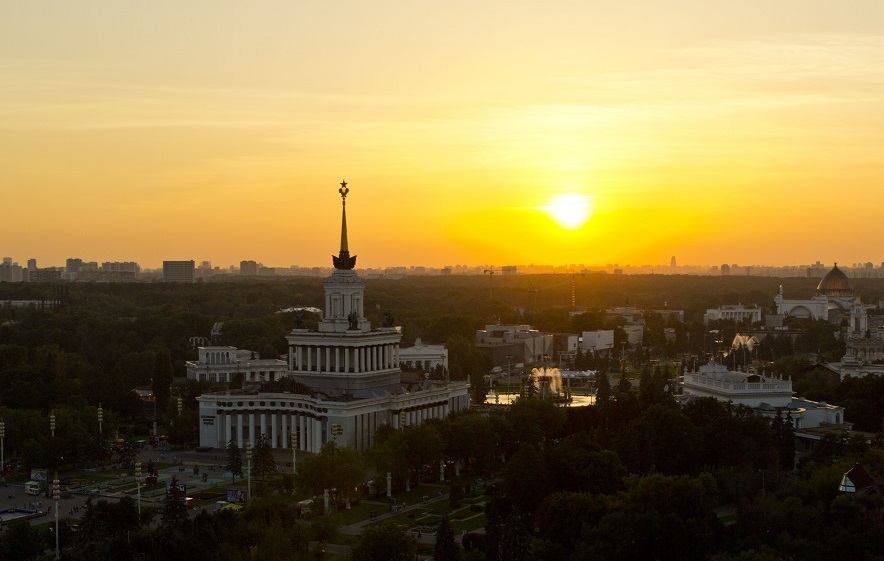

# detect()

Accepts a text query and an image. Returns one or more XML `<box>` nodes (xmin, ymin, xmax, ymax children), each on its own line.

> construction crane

<box><xmin>483</xmin><ymin>268</ymin><xmax>496</xmax><ymax>300</ymax></box>
<box><xmin>527</xmin><ymin>271</ymin><xmax>585</xmax><ymax>311</ymax></box>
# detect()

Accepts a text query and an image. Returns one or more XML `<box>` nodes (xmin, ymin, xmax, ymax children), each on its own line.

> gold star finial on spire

<box><xmin>339</xmin><ymin>180</ymin><xmax>349</xmax><ymax>199</ymax></box>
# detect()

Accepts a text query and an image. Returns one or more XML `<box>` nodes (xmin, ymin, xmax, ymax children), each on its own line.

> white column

<box><xmin>248</xmin><ymin>413</ymin><xmax>255</xmax><ymax>447</ymax></box>
<box><xmin>325</xmin><ymin>347</ymin><xmax>331</xmax><ymax>373</ymax></box>
<box><xmin>301</xmin><ymin>416</ymin><xmax>307</xmax><ymax>451</ymax></box>
<box><xmin>288</xmin><ymin>346</ymin><xmax>294</xmax><ymax>371</ymax></box>
<box><xmin>313</xmin><ymin>419</ymin><xmax>323</xmax><ymax>452</ymax></box>
<box><xmin>236</xmin><ymin>413</ymin><xmax>243</xmax><ymax>447</ymax></box>
<box><xmin>259</xmin><ymin>413</ymin><xmax>267</xmax><ymax>442</ymax></box>
<box><xmin>307</xmin><ymin>346</ymin><xmax>312</xmax><ymax>372</ymax></box>
<box><xmin>225</xmin><ymin>413</ymin><xmax>232</xmax><ymax>446</ymax></box>
<box><xmin>271</xmin><ymin>412</ymin><xmax>278</xmax><ymax>448</ymax></box>
<box><xmin>345</xmin><ymin>347</ymin><xmax>350</xmax><ymax>373</ymax></box>
<box><xmin>335</xmin><ymin>348</ymin><xmax>340</xmax><ymax>372</ymax></box>
<box><xmin>372</xmin><ymin>346</ymin><xmax>378</xmax><ymax>371</ymax></box>
<box><xmin>280</xmin><ymin>413</ymin><xmax>288</xmax><ymax>449</ymax></box>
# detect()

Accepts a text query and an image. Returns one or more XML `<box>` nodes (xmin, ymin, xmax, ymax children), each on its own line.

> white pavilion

<box><xmin>197</xmin><ymin>182</ymin><xmax>470</xmax><ymax>453</ymax></box>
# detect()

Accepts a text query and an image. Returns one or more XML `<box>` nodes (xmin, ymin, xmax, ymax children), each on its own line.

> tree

<box><xmin>780</xmin><ymin>411</ymin><xmax>795</xmax><ymax>471</ymax></box>
<box><xmin>153</xmin><ymin>350</ymin><xmax>173</xmax><ymax>418</ymax></box>
<box><xmin>115</xmin><ymin>438</ymin><xmax>138</xmax><ymax>469</ymax></box>
<box><xmin>595</xmin><ymin>371</ymin><xmax>611</xmax><ymax>404</ymax></box>
<box><xmin>161</xmin><ymin>475</ymin><xmax>189</xmax><ymax>527</ymax></box>
<box><xmin>253</xmin><ymin>433</ymin><xmax>277</xmax><ymax>481</ymax></box>
<box><xmin>351</xmin><ymin>522</ymin><xmax>416</xmax><ymax>561</ymax></box>
<box><xmin>296</xmin><ymin>441</ymin><xmax>365</xmax><ymax>506</ymax></box>
<box><xmin>435</xmin><ymin>514</ymin><xmax>462</xmax><ymax>561</ymax></box>
<box><xmin>225</xmin><ymin>439</ymin><xmax>244</xmax><ymax>484</ymax></box>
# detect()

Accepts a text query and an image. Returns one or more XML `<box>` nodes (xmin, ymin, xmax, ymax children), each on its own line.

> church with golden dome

<box><xmin>775</xmin><ymin>263</ymin><xmax>884</xmax><ymax>378</ymax></box>
<box><xmin>775</xmin><ymin>263</ymin><xmax>867</xmax><ymax>335</ymax></box>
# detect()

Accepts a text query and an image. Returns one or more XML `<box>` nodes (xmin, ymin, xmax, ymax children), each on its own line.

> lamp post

<box><xmin>50</xmin><ymin>411</ymin><xmax>56</xmax><ymax>439</ymax></box>
<box><xmin>135</xmin><ymin>461</ymin><xmax>142</xmax><ymax>524</ymax></box>
<box><xmin>331</xmin><ymin>424</ymin><xmax>342</xmax><ymax>441</ymax></box>
<box><xmin>290</xmin><ymin>431</ymin><xmax>299</xmax><ymax>476</ymax></box>
<box><xmin>97</xmin><ymin>404</ymin><xmax>103</xmax><ymax>438</ymax></box>
<box><xmin>177</xmin><ymin>396</ymin><xmax>183</xmax><ymax>417</ymax></box>
<box><xmin>0</xmin><ymin>419</ymin><xmax>5</xmax><ymax>474</ymax></box>
<box><xmin>245</xmin><ymin>442</ymin><xmax>252</xmax><ymax>503</ymax></box>
<box><xmin>52</xmin><ymin>474</ymin><xmax>60</xmax><ymax>560</ymax></box>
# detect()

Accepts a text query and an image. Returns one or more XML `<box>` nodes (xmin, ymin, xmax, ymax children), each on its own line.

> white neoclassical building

<box><xmin>197</xmin><ymin>183</ymin><xmax>470</xmax><ymax>452</ymax></box>
<box><xmin>399</xmin><ymin>338</ymin><xmax>448</xmax><ymax>372</ymax></box>
<box><xmin>775</xmin><ymin>264</ymin><xmax>867</xmax><ymax>329</ymax></box>
<box><xmin>680</xmin><ymin>360</ymin><xmax>847</xmax><ymax>430</ymax></box>
<box><xmin>186</xmin><ymin>346</ymin><xmax>288</xmax><ymax>384</ymax></box>
<box><xmin>704</xmin><ymin>304</ymin><xmax>762</xmax><ymax>324</ymax></box>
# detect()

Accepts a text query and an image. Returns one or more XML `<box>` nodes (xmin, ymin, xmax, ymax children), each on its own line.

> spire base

<box><xmin>333</xmin><ymin>250</ymin><xmax>357</xmax><ymax>270</ymax></box>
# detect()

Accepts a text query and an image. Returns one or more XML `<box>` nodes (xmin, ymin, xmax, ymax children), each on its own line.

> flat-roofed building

<box><xmin>163</xmin><ymin>260</ymin><xmax>195</xmax><ymax>283</ymax></box>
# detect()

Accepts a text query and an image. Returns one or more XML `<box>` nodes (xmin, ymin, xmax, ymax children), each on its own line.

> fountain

<box><xmin>528</xmin><ymin>367</ymin><xmax>571</xmax><ymax>402</ymax></box>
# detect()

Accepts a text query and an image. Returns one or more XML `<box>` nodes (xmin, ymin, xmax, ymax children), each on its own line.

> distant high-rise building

<box><xmin>240</xmin><ymin>260</ymin><xmax>258</xmax><ymax>276</ymax></box>
<box><xmin>66</xmin><ymin>258</ymin><xmax>83</xmax><ymax>273</ymax></box>
<box><xmin>101</xmin><ymin>261</ymin><xmax>139</xmax><ymax>273</ymax></box>
<box><xmin>670</xmin><ymin>256</ymin><xmax>677</xmax><ymax>267</ymax></box>
<box><xmin>0</xmin><ymin>259</ymin><xmax>23</xmax><ymax>282</ymax></box>
<box><xmin>163</xmin><ymin>260</ymin><xmax>195</xmax><ymax>283</ymax></box>
<box><xmin>27</xmin><ymin>258</ymin><xmax>37</xmax><ymax>271</ymax></box>
<box><xmin>720</xmin><ymin>264</ymin><xmax>731</xmax><ymax>276</ymax></box>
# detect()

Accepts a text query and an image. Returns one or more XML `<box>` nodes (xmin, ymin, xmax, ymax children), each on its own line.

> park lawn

<box><xmin>329</xmin><ymin>501</ymin><xmax>377</xmax><ymax>525</ymax></box>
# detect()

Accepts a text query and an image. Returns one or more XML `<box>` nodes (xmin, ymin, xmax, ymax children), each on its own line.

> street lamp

<box><xmin>177</xmin><ymin>396</ymin><xmax>183</xmax><ymax>417</ymax></box>
<box><xmin>331</xmin><ymin>424</ymin><xmax>342</xmax><ymax>441</ymax></box>
<box><xmin>97</xmin><ymin>404</ymin><xmax>103</xmax><ymax>437</ymax></box>
<box><xmin>135</xmin><ymin>461</ymin><xmax>142</xmax><ymax>524</ymax></box>
<box><xmin>52</xmin><ymin>474</ymin><xmax>60</xmax><ymax>560</ymax></box>
<box><xmin>0</xmin><ymin>418</ymin><xmax>5</xmax><ymax>474</ymax></box>
<box><xmin>245</xmin><ymin>442</ymin><xmax>252</xmax><ymax>503</ymax></box>
<box><xmin>50</xmin><ymin>411</ymin><xmax>56</xmax><ymax>439</ymax></box>
<box><xmin>290</xmin><ymin>431</ymin><xmax>299</xmax><ymax>476</ymax></box>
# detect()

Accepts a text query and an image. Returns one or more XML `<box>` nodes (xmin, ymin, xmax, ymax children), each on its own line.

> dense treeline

<box><xmin>0</xmin><ymin>275</ymin><xmax>877</xmax><ymax>469</ymax></box>
<box><xmin>3</xmin><ymin>372</ymin><xmax>881</xmax><ymax>560</ymax></box>
<box><xmin>1</xmin><ymin>276</ymin><xmax>883</xmax><ymax>559</ymax></box>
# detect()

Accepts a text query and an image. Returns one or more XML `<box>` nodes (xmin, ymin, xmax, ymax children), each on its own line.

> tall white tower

<box><xmin>286</xmin><ymin>182</ymin><xmax>402</xmax><ymax>393</ymax></box>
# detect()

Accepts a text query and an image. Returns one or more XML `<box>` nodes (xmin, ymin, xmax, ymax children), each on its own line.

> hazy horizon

<box><xmin>3</xmin><ymin>1</ymin><xmax>884</xmax><ymax>269</ymax></box>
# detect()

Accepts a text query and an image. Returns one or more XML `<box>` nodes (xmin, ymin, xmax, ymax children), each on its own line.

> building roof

<box><xmin>839</xmin><ymin>463</ymin><xmax>884</xmax><ymax>494</ymax></box>
<box><xmin>817</xmin><ymin>264</ymin><xmax>854</xmax><ymax>296</ymax></box>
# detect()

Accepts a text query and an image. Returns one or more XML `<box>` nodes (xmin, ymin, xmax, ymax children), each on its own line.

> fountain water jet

<box><xmin>529</xmin><ymin>367</ymin><xmax>564</xmax><ymax>399</ymax></box>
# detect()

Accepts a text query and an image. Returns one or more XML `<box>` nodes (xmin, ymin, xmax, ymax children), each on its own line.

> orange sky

<box><xmin>2</xmin><ymin>1</ymin><xmax>884</xmax><ymax>269</ymax></box>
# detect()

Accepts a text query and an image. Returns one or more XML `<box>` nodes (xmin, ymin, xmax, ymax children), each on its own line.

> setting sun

<box><xmin>543</xmin><ymin>194</ymin><xmax>592</xmax><ymax>230</ymax></box>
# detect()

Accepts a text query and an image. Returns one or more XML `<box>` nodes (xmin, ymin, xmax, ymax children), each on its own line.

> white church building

<box><xmin>197</xmin><ymin>182</ymin><xmax>470</xmax><ymax>453</ymax></box>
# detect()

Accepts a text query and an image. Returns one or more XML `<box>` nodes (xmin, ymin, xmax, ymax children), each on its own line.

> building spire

<box><xmin>332</xmin><ymin>180</ymin><xmax>357</xmax><ymax>269</ymax></box>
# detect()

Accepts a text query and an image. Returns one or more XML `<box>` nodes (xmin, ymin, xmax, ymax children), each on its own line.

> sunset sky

<box><xmin>2</xmin><ymin>1</ymin><xmax>883</xmax><ymax>269</ymax></box>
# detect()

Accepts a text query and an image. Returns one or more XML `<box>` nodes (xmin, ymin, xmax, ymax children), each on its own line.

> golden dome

<box><xmin>816</xmin><ymin>263</ymin><xmax>854</xmax><ymax>296</ymax></box>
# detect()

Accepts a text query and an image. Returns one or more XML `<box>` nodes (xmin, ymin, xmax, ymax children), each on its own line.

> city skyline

<box><xmin>3</xmin><ymin>2</ymin><xmax>884</xmax><ymax>269</ymax></box>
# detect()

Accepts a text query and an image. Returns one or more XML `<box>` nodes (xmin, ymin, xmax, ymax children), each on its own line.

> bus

<box><xmin>24</xmin><ymin>481</ymin><xmax>42</xmax><ymax>496</ymax></box>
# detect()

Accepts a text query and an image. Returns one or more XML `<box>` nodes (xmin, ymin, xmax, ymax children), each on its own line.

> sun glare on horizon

<box><xmin>542</xmin><ymin>193</ymin><xmax>592</xmax><ymax>230</ymax></box>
